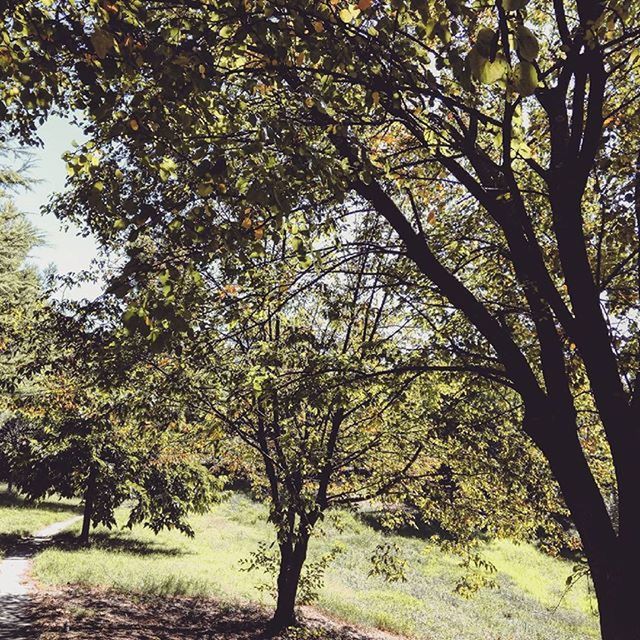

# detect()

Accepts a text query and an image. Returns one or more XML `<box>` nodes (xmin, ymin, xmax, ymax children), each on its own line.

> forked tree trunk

<box><xmin>80</xmin><ymin>465</ymin><xmax>97</xmax><ymax>546</ymax></box>
<box><xmin>268</xmin><ymin>535</ymin><xmax>310</xmax><ymax>636</ymax></box>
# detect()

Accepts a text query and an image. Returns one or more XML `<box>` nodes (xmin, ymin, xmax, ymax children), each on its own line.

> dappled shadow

<box><xmin>31</xmin><ymin>586</ymin><xmax>390</xmax><ymax>640</ymax></box>
<box><xmin>0</xmin><ymin>594</ymin><xmax>35</xmax><ymax>639</ymax></box>
<box><xmin>0</xmin><ymin>528</ymin><xmax>68</xmax><ymax>564</ymax></box>
<box><xmin>33</xmin><ymin>586</ymin><xmax>272</xmax><ymax>639</ymax></box>
<box><xmin>0</xmin><ymin>533</ymin><xmax>26</xmax><ymax>555</ymax></box>
<box><xmin>1</xmin><ymin>522</ymin><xmax>82</xmax><ymax>559</ymax></box>
<box><xmin>51</xmin><ymin>531</ymin><xmax>188</xmax><ymax>557</ymax></box>
<box><xmin>0</xmin><ymin>492</ymin><xmax>24</xmax><ymax>509</ymax></box>
<box><xmin>0</xmin><ymin>492</ymin><xmax>82</xmax><ymax>515</ymax></box>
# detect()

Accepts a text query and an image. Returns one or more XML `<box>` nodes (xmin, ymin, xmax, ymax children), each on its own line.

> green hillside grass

<box><xmin>30</xmin><ymin>493</ymin><xmax>599</xmax><ymax>640</ymax></box>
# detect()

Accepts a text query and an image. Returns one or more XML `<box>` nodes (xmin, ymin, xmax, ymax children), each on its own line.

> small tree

<box><xmin>173</xmin><ymin>241</ymin><xmax>557</xmax><ymax>633</ymax></box>
<box><xmin>203</xmin><ymin>285</ymin><xmax>429</xmax><ymax>632</ymax></box>
<box><xmin>12</xmin><ymin>308</ymin><xmax>219</xmax><ymax>544</ymax></box>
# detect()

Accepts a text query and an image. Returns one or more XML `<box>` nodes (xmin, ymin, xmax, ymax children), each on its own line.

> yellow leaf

<box><xmin>241</xmin><ymin>217</ymin><xmax>253</xmax><ymax>229</ymax></box>
<box><xmin>129</xmin><ymin>118</ymin><xmax>139</xmax><ymax>131</ymax></box>
<box><xmin>313</xmin><ymin>21</ymin><xmax>325</xmax><ymax>32</ymax></box>
<box><xmin>339</xmin><ymin>6</ymin><xmax>360</xmax><ymax>22</ymax></box>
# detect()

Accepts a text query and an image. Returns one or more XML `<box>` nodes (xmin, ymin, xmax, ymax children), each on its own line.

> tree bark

<box><xmin>80</xmin><ymin>465</ymin><xmax>97</xmax><ymax>546</ymax></box>
<box><xmin>526</xmin><ymin>406</ymin><xmax>640</xmax><ymax>640</ymax></box>
<box><xmin>594</xmin><ymin>463</ymin><xmax>640</xmax><ymax>640</ymax></box>
<box><xmin>268</xmin><ymin>534</ymin><xmax>310</xmax><ymax>636</ymax></box>
<box><xmin>590</xmin><ymin>551</ymin><xmax>640</xmax><ymax>640</ymax></box>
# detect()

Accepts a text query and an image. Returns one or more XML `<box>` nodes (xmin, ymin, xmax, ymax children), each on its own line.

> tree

<box><xmin>0</xmin><ymin>157</ymin><xmax>40</xmax><ymax>395</ymax></box>
<box><xmin>6</xmin><ymin>0</ymin><xmax>640</xmax><ymax>636</ymax></box>
<box><xmin>11</xmin><ymin>307</ymin><xmax>219</xmax><ymax>545</ymax></box>
<box><xmin>141</xmin><ymin>229</ymin><xmax>562</xmax><ymax>633</ymax></box>
<box><xmin>0</xmin><ymin>413</ymin><xmax>37</xmax><ymax>493</ymax></box>
<box><xmin>0</xmin><ymin>148</ymin><xmax>42</xmax><ymax>490</ymax></box>
<box><xmin>197</xmin><ymin>258</ymin><xmax>428</xmax><ymax>632</ymax></box>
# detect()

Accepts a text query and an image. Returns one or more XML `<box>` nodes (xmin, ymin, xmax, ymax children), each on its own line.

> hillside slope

<box><xmin>31</xmin><ymin>494</ymin><xmax>598</xmax><ymax>640</ymax></box>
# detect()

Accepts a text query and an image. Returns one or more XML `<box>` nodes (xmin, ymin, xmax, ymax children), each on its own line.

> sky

<box><xmin>12</xmin><ymin>115</ymin><xmax>101</xmax><ymax>300</ymax></box>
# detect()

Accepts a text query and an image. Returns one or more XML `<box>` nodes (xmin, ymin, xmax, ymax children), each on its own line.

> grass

<box><xmin>30</xmin><ymin>493</ymin><xmax>600</xmax><ymax>640</ymax></box>
<box><xmin>0</xmin><ymin>485</ymin><xmax>81</xmax><ymax>555</ymax></box>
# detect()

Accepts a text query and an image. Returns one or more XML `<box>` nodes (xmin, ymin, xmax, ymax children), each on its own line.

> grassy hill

<box><xmin>26</xmin><ymin>493</ymin><xmax>599</xmax><ymax>640</ymax></box>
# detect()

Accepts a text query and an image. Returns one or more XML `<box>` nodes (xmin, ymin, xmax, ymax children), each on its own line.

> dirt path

<box><xmin>0</xmin><ymin>517</ymin><xmax>82</xmax><ymax>639</ymax></box>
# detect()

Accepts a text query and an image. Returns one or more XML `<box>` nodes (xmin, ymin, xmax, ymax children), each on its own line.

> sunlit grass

<box><xmin>33</xmin><ymin>493</ymin><xmax>599</xmax><ymax>640</ymax></box>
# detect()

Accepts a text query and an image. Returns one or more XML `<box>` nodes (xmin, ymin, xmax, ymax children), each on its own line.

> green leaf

<box><xmin>502</xmin><ymin>0</ymin><xmax>530</xmax><ymax>10</ymax></box>
<box><xmin>516</xmin><ymin>26</ymin><xmax>539</xmax><ymax>62</ymax></box>
<box><xmin>90</xmin><ymin>29</ymin><xmax>114</xmax><ymax>59</ymax></box>
<box><xmin>339</xmin><ymin>6</ymin><xmax>360</xmax><ymax>23</ymax></box>
<box><xmin>435</xmin><ymin>24</ymin><xmax>452</xmax><ymax>45</ymax></box>
<box><xmin>475</xmin><ymin>28</ymin><xmax>496</xmax><ymax>58</ymax></box>
<box><xmin>468</xmin><ymin>49</ymin><xmax>508</xmax><ymax>84</ymax></box>
<box><xmin>197</xmin><ymin>182</ymin><xmax>214</xmax><ymax>197</ymax></box>
<box><xmin>513</xmin><ymin>61</ymin><xmax>539</xmax><ymax>96</ymax></box>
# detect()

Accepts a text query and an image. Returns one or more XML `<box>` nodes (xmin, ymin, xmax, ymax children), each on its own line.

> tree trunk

<box><xmin>80</xmin><ymin>465</ymin><xmax>97</xmax><ymax>546</ymax></box>
<box><xmin>589</xmin><ymin>551</ymin><xmax>640</xmax><ymax>640</ymax></box>
<box><xmin>268</xmin><ymin>535</ymin><xmax>310</xmax><ymax>636</ymax></box>
<box><xmin>599</xmin><ymin>451</ymin><xmax>640</xmax><ymax>640</ymax></box>
<box><xmin>527</xmin><ymin>408</ymin><xmax>640</xmax><ymax>640</ymax></box>
<box><xmin>590</xmin><ymin>477</ymin><xmax>640</xmax><ymax>640</ymax></box>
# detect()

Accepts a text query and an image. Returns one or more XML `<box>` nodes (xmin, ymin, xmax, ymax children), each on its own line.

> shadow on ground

<box><xmin>0</xmin><ymin>492</ymin><xmax>83</xmax><ymax>516</ymax></box>
<box><xmin>51</xmin><ymin>532</ymin><xmax>187</xmax><ymax>557</ymax></box>
<box><xmin>0</xmin><ymin>533</ymin><xmax>26</xmax><ymax>555</ymax></box>
<box><xmin>31</xmin><ymin>586</ymin><xmax>399</xmax><ymax>640</ymax></box>
<box><xmin>0</xmin><ymin>594</ymin><xmax>35</xmax><ymax>639</ymax></box>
